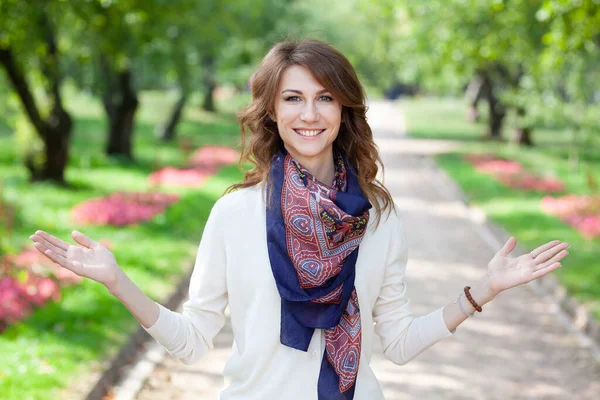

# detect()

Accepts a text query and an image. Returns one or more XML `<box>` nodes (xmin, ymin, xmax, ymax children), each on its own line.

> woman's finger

<box><xmin>532</xmin><ymin>262</ymin><xmax>562</xmax><ymax>280</ymax></box>
<box><xmin>498</xmin><ymin>237</ymin><xmax>517</xmax><ymax>256</ymax></box>
<box><xmin>71</xmin><ymin>230</ymin><xmax>100</xmax><ymax>250</ymax></box>
<box><xmin>530</xmin><ymin>240</ymin><xmax>561</xmax><ymax>260</ymax></box>
<box><xmin>534</xmin><ymin>242</ymin><xmax>569</xmax><ymax>264</ymax></box>
<box><xmin>38</xmin><ymin>246</ymin><xmax>73</xmax><ymax>271</ymax></box>
<box><xmin>534</xmin><ymin>249</ymin><xmax>569</xmax><ymax>271</ymax></box>
<box><xmin>31</xmin><ymin>234</ymin><xmax>67</xmax><ymax>258</ymax></box>
<box><xmin>45</xmin><ymin>248</ymin><xmax>85</xmax><ymax>277</ymax></box>
<box><xmin>34</xmin><ymin>231</ymin><xmax>69</xmax><ymax>251</ymax></box>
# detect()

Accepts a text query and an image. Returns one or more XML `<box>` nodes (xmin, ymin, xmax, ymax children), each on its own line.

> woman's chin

<box><xmin>286</xmin><ymin>143</ymin><xmax>332</xmax><ymax>161</ymax></box>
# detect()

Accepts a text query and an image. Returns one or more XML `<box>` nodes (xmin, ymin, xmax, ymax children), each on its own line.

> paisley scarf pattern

<box><xmin>266</xmin><ymin>149</ymin><xmax>371</xmax><ymax>400</ymax></box>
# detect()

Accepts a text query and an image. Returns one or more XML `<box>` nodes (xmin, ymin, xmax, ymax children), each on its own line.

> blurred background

<box><xmin>0</xmin><ymin>0</ymin><xmax>599</xmax><ymax>399</ymax></box>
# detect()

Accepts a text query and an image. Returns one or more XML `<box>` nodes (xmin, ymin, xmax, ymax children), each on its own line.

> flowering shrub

<box><xmin>541</xmin><ymin>195</ymin><xmax>600</xmax><ymax>239</ymax></box>
<box><xmin>0</xmin><ymin>275</ymin><xmax>61</xmax><ymax>333</ymax></box>
<box><xmin>149</xmin><ymin>166</ymin><xmax>216</xmax><ymax>188</ymax></box>
<box><xmin>497</xmin><ymin>174</ymin><xmax>565</xmax><ymax>192</ymax></box>
<box><xmin>149</xmin><ymin>145</ymin><xmax>239</xmax><ymax>188</ymax></box>
<box><xmin>464</xmin><ymin>153</ymin><xmax>564</xmax><ymax>193</ymax></box>
<box><xmin>0</xmin><ymin>239</ymin><xmax>113</xmax><ymax>332</ymax></box>
<box><xmin>71</xmin><ymin>192</ymin><xmax>179</xmax><ymax>226</ymax></box>
<box><xmin>0</xmin><ymin>276</ymin><xmax>34</xmax><ymax>331</ymax></box>
<box><xmin>188</xmin><ymin>145</ymin><xmax>239</xmax><ymax>169</ymax></box>
<box><xmin>7</xmin><ymin>246</ymin><xmax>83</xmax><ymax>285</ymax></box>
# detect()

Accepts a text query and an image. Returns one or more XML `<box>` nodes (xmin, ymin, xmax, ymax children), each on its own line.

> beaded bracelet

<box><xmin>464</xmin><ymin>286</ymin><xmax>483</xmax><ymax>313</ymax></box>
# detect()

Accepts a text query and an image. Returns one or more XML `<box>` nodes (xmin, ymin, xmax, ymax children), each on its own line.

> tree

<box><xmin>68</xmin><ymin>0</ymin><xmax>173</xmax><ymax>159</ymax></box>
<box><xmin>536</xmin><ymin>0</ymin><xmax>600</xmax><ymax>173</ymax></box>
<box><xmin>154</xmin><ymin>0</ymin><xmax>299</xmax><ymax>140</ymax></box>
<box><xmin>0</xmin><ymin>1</ymin><xmax>73</xmax><ymax>183</ymax></box>
<box><xmin>401</xmin><ymin>0</ymin><xmax>548</xmax><ymax>144</ymax></box>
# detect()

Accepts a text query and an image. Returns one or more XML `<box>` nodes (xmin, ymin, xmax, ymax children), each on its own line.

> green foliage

<box><xmin>0</xmin><ymin>90</ymin><xmax>244</xmax><ymax>399</ymax></box>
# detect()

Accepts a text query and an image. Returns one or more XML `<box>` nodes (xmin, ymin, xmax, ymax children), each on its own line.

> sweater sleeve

<box><xmin>143</xmin><ymin>199</ymin><xmax>228</xmax><ymax>365</ymax></box>
<box><xmin>372</xmin><ymin>212</ymin><xmax>454</xmax><ymax>366</ymax></box>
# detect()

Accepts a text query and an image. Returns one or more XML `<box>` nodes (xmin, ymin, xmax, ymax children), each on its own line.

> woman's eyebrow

<box><xmin>281</xmin><ymin>89</ymin><xmax>330</xmax><ymax>95</ymax></box>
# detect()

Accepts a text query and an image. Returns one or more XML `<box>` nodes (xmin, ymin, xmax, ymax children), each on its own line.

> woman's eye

<box><xmin>284</xmin><ymin>96</ymin><xmax>301</xmax><ymax>102</ymax></box>
<box><xmin>319</xmin><ymin>95</ymin><xmax>333</xmax><ymax>102</ymax></box>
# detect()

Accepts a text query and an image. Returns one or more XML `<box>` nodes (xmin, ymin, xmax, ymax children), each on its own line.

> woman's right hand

<box><xmin>30</xmin><ymin>230</ymin><xmax>122</xmax><ymax>291</ymax></box>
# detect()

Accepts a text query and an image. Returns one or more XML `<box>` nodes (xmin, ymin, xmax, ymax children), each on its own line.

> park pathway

<box><xmin>133</xmin><ymin>101</ymin><xmax>600</xmax><ymax>399</ymax></box>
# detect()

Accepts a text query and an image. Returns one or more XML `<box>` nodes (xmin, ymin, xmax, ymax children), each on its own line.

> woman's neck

<box><xmin>288</xmin><ymin>149</ymin><xmax>335</xmax><ymax>186</ymax></box>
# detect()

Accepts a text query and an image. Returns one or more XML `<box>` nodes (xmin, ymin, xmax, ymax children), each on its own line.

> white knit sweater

<box><xmin>144</xmin><ymin>184</ymin><xmax>454</xmax><ymax>399</ymax></box>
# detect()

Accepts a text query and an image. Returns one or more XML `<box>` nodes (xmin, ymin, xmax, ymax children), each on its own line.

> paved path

<box><xmin>135</xmin><ymin>101</ymin><xmax>600</xmax><ymax>399</ymax></box>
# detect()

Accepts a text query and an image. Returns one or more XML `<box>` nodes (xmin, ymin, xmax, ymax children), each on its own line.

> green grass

<box><xmin>401</xmin><ymin>96</ymin><xmax>600</xmax><ymax>320</ymax></box>
<box><xmin>0</xmin><ymin>90</ymin><xmax>249</xmax><ymax>399</ymax></box>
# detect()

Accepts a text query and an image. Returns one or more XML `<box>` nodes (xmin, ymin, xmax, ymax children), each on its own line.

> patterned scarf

<box><xmin>266</xmin><ymin>149</ymin><xmax>371</xmax><ymax>400</ymax></box>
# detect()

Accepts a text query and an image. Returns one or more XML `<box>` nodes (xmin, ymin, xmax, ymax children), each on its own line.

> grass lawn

<box><xmin>0</xmin><ymin>89</ymin><xmax>249</xmax><ymax>399</ymax></box>
<box><xmin>401</xmin><ymin>97</ymin><xmax>600</xmax><ymax>320</ymax></box>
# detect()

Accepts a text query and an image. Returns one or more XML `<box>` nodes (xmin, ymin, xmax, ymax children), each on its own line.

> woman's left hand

<box><xmin>486</xmin><ymin>237</ymin><xmax>570</xmax><ymax>296</ymax></box>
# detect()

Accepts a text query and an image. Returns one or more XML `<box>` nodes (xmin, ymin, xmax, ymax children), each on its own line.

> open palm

<box><xmin>487</xmin><ymin>237</ymin><xmax>570</xmax><ymax>295</ymax></box>
<box><xmin>30</xmin><ymin>230</ymin><xmax>120</xmax><ymax>288</ymax></box>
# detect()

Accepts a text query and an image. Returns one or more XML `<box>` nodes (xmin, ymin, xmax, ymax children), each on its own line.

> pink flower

<box><xmin>465</xmin><ymin>152</ymin><xmax>564</xmax><ymax>193</ymax></box>
<box><xmin>23</xmin><ymin>276</ymin><xmax>61</xmax><ymax>306</ymax></box>
<box><xmin>148</xmin><ymin>167</ymin><xmax>215</xmax><ymax>188</ymax></box>
<box><xmin>476</xmin><ymin>160</ymin><xmax>523</xmax><ymax>175</ymax></box>
<box><xmin>71</xmin><ymin>191</ymin><xmax>180</xmax><ymax>227</ymax></box>
<box><xmin>188</xmin><ymin>146</ymin><xmax>239</xmax><ymax>169</ymax></box>
<box><xmin>0</xmin><ymin>277</ymin><xmax>32</xmax><ymax>325</ymax></box>
<box><xmin>540</xmin><ymin>194</ymin><xmax>600</xmax><ymax>239</ymax></box>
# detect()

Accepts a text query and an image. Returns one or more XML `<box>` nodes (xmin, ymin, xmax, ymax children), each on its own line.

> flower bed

<box><xmin>0</xmin><ymin>276</ymin><xmax>60</xmax><ymax>332</ymax></box>
<box><xmin>0</xmin><ymin>238</ymin><xmax>115</xmax><ymax>332</ymax></box>
<box><xmin>71</xmin><ymin>191</ymin><xmax>179</xmax><ymax>226</ymax></box>
<box><xmin>464</xmin><ymin>153</ymin><xmax>564</xmax><ymax>193</ymax></box>
<box><xmin>188</xmin><ymin>145</ymin><xmax>239</xmax><ymax>169</ymax></box>
<box><xmin>149</xmin><ymin>166</ymin><xmax>215</xmax><ymax>188</ymax></box>
<box><xmin>149</xmin><ymin>145</ymin><xmax>239</xmax><ymax>188</ymax></box>
<box><xmin>541</xmin><ymin>195</ymin><xmax>600</xmax><ymax>239</ymax></box>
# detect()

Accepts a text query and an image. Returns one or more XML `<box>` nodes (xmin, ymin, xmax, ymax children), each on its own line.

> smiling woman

<box><xmin>29</xmin><ymin>38</ymin><xmax>571</xmax><ymax>400</ymax></box>
<box><xmin>273</xmin><ymin>65</ymin><xmax>342</xmax><ymax>185</ymax></box>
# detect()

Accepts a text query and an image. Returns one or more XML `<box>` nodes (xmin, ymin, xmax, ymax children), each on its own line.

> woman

<box><xmin>29</xmin><ymin>39</ymin><xmax>570</xmax><ymax>400</ymax></box>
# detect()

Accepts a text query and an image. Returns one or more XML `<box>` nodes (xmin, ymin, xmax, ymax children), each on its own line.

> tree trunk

<box><xmin>201</xmin><ymin>56</ymin><xmax>216</xmax><ymax>112</ymax></box>
<box><xmin>513</xmin><ymin>106</ymin><xmax>533</xmax><ymax>146</ymax></box>
<box><xmin>160</xmin><ymin>93</ymin><xmax>188</xmax><ymax>142</ymax></box>
<box><xmin>105</xmin><ymin>69</ymin><xmax>139</xmax><ymax>159</ymax></box>
<box><xmin>99</xmin><ymin>56</ymin><xmax>116</xmax><ymax>122</ymax></box>
<box><xmin>30</xmin><ymin>113</ymin><xmax>72</xmax><ymax>182</ymax></box>
<box><xmin>464</xmin><ymin>73</ymin><xmax>486</xmax><ymax>122</ymax></box>
<box><xmin>514</xmin><ymin>127</ymin><xmax>533</xmax><ymax>146</ymax></box>
<box><xmin>0</xmin><ymin>36</ymin><xmax>71</xmax><ymax>183</ymax></box>
<box><xmin>481</xmin><ymin>71</ymin><xmax>506</xmax><ymax>140</ymax></box>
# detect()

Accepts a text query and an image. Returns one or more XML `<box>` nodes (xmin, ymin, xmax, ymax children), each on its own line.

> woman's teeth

<box><xmin>295</xmin><ymin>129</ymin><xmax>324</xmax><ymax>137</ymax></box>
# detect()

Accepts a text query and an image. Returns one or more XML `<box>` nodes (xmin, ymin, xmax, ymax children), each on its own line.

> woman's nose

<box><xmin>300</xmin><ymin>102</ymin><xmax>320</xmax><ymax>122</ymax></box>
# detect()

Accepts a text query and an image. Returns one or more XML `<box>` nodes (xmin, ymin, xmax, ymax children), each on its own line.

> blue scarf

<box><xmin>266</xmin><ymin>149</ymin><xmax>371</xmax><ymax>399</ymax></box>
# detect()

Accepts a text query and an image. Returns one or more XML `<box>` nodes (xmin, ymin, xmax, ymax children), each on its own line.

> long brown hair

<box><xmin>226</xmin><ymin>38</ymin><xmax>393</xmax><ymax>224</ymax></box>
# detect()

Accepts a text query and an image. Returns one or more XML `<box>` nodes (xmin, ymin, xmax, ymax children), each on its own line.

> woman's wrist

<box><xmin>470</xmin><ymin>274</ymin><xmax>498</xmax><ymax>307</ymax></box>
<box><xmin>105</xmin><ymin>265</ymin><xmax>127</xmax><ymax>297</ymax></box>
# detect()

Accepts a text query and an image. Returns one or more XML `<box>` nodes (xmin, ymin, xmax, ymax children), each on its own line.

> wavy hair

<box><xmin>226</xmin><ymin>38</ymin><xmax>393</xmax><ymax>225</ymax></box>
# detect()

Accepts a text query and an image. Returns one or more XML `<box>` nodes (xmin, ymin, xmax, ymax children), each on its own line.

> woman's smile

<box><xmin>294</xmin><ymin>128</ymin><xmax>326</xmax><ymax>138</ymax></box>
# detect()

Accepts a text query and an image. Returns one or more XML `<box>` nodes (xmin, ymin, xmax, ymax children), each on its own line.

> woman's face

<box><xmin>273</xmin><ymin>65</ymin><xmax>342</xmax><ymax>167</ymax></box>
